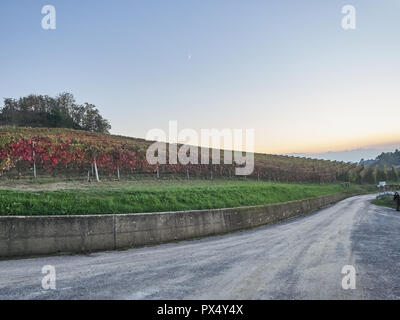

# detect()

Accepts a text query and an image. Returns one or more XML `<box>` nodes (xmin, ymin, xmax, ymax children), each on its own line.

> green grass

<box><xmin>371</xmin><ymin>194</ymin><xmax>397</xmax><ymax>210</ymax></box>
<box><xmin>0</xmin><ymin>179</ymin><xmax>369</xmax><ymax>216</ymax></box>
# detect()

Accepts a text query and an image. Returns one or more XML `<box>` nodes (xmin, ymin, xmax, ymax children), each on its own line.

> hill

<box><xmin>289</xmin><ymin>148</ymin><xmax>388</xmax><ymax>163</ymax></box>
<box><xmin>359</xmin><ymin>149</ymin><xmax>400</xmax><ymax>169</ymax></box>
<box><xmin>0</xmin><ymin>126</ymin><xmax>369</xmax><ymax>183</ymax></box>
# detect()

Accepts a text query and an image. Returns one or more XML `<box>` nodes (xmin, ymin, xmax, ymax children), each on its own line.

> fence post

<box><xmin>93</xmin><ymin>158</ymin><xmax>100</xmax><ymax>182</ymax></box>
<box><xmin>32</xmin><ymin>141</ymin><xmax>37</xmax><ymax>179</ymax></box>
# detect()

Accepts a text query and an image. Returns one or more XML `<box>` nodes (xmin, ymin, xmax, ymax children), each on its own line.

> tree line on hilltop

<box><xmin>0</xmin><ymin>93</ymin><xmax>111</xmax><ymax>134</ymax></box>
<box><xmin>359</xmin><ymin>149</ymin><xmax>400</xmax><ymax>170</ymax></box>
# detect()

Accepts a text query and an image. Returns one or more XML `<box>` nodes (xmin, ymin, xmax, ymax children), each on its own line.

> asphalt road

<box><xmin>1</xmin><ymin>194</ymin><xmax>399</xmax><ymax>300</ymax></box>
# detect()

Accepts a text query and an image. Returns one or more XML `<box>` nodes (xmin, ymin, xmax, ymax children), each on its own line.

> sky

<box><xmin>1</xmin><ymin>0</ymin><xmax>399</xmax><ymax>158</ymax></box>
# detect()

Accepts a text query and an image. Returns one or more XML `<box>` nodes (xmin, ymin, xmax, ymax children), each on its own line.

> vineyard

<box><xmin>0</xmin><ymin>126</ymin><xmax>373</xmax><ymax>183</ymax></box>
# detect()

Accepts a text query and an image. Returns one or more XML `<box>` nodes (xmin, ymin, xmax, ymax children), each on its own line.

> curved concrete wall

<box><xmin>0</xmin><ymin>192</ymin><xmax>359</xmax><ymax>258</ymax></box>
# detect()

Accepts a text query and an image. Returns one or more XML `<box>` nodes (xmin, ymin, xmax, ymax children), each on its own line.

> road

<box><xmin>1</xmin><ymin>194</ymin><xmax>399</xmax><ymax>300</ymax></box>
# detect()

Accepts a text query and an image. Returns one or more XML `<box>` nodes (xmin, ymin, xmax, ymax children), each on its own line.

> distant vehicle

<box><xmin>377</xmin><ymin>181</ymin><xmax>388</xmax><ymax>195</ymax></box>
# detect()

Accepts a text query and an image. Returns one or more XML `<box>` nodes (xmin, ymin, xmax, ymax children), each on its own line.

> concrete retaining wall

<box><xmin>0</xmin><ymin>192</ymin><xmax>359</xmax><ymax>258</ymax></box>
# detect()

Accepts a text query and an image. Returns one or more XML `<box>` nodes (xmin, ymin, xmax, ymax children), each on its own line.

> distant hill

<box><xmin>359</xmin><ymin>150</ymin><xmax>400</xmax><ymax>169</ymax></box>
<box><xmin>288</xmin><ymin>148</ymin><xmax>394</xmax><ymax>163</ymax></box>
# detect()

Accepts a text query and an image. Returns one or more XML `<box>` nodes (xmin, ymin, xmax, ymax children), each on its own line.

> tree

<box><xmin>382</xmin><ymin>165</ymin><xmax>388</xmax><ymax>181</ymax></box>
<box><xmin>348</xmin><ymin>165</ymin><xmax>363</xmax><ymax>184</ymax></box>
<box><xmin>389</xmin><ymin>165</ymin><xmax>399</xmax><ymax>182</ymax></box>
<box><xmin>0</xmin><ymin>93</ymin><xmax>111</xmax><ymax>133</ymax></box>
<box><xmin>360</xmin><ymin>166</ymin><xmax>374</xmax><ymax>184</ymax></box>
<box><xmin>80</xmin><ymin>103</ymin><xmax>111</xmax><ymax>133</ymax></box>
<box><xmin>0</xmin><ymin>98</ymin><xmax>18</xmax><ymax>125</ymax></box>
<box><xmin>372</xmin><ymin>165</ymin><xmax>379</xmax><ymax>184</ymax></box>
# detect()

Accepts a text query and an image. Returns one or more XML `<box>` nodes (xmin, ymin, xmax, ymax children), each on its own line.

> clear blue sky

<box><xmin>1</xmin><ymin>0</ymin><xmax>399</xmax><ymax>154</ymax></box>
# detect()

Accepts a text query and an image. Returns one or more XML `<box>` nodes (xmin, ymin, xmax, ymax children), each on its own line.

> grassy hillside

<box><xmin>0</xmin><ymin>126</ymin><xmax>358</xmax><ymax>183</ymax></box>
<box><xmin>0</xmin><ymin>180</ymin><xmax>366</xmax><ymax>216</ymax></box>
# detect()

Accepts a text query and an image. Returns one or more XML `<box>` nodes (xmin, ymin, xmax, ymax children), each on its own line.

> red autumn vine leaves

<box><xmin>0</xmin><ymin>129</ymin><xmax>142</xmax><ymax>174</ymax></box>
<box><xmin>0</xmin><ymin>127</ymin><xmax>356</xmax><ymax>182</ymax></box>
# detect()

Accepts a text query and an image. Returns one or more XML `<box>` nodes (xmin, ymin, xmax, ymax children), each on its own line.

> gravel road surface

<box><xmin>1</xmin><ymin>194</ymin><xmax>399</xmax><ymax>300</ymax></box>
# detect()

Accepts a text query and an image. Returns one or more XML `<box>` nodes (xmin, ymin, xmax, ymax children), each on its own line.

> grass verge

<box><xmin>0</xmin><ymin>180</ymin><xmax>369</xmax><ymax>216</ymax></box>
<box><xmin>371</xmin><ymin>194</ymin><xmax>397</xmax><ymax>210</ymax></box>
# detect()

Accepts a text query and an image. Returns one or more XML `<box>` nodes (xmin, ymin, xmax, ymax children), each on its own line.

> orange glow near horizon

<box><xmin>255</xmin><ymin>131</ymin><xmax>400</xmax><ymax>155</ymax></box>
